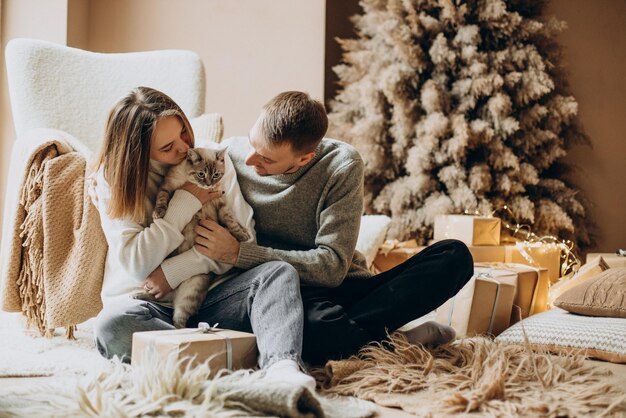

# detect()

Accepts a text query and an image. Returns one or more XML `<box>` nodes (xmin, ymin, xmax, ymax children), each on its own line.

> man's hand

<box><xmin>143</xmin><ymin>266</ymin><xmax>173</xmax><ymax>299</ymax></box>
<box><xmin>181</xmin><ymin>182</ymin><xmax>223</xmax><ymax>205</ymax></box>
<box><xmin>195</xmin><ymin>219</ymin><xmax>240</xmax><ymax>264</ymax></box>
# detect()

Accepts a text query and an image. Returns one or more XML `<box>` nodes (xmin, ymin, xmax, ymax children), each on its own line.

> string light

<box><xmin>463</xmin><ymin>205</ymin><xmax>582</xmax><ymax>276</ymax></box>
<box><xmin>497</xmin><ymin>205</ymin><xmax>581</xmax><ymax>276</ymax></box>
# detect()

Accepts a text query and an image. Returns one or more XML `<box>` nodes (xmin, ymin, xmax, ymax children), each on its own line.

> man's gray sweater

<box><xmin>225</xmin><ymin>136</ymin><xmax>371</xmax><ymax>287</ymax></box>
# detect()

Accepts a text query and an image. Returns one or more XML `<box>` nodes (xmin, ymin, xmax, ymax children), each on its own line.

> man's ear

<box><xmin>297</xmin><ymin>151</ymin><xmax>315</xmax><ymax>167</ymax></box>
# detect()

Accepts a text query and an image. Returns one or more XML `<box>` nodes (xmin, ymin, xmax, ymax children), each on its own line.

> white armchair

<box><xmin>1</xmin><ymin>38</ymin><xmax>207</xmax><ymax>304</ymax></box>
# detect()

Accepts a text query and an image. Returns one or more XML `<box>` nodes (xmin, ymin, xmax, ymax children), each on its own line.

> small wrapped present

<box><xmin>434</xmin><ymin>215</ymin><xmax>501</xmax><ymax>246</ymax></box>
<box><xmin>435</xmin><ymin>268</ymin><xmax>516</xmax><ymax>337</ymax></box>
<box><xmin>475</xmin><ymin>263</ymin><xmax>550</xmax><ymax>318</ymax></box>
<box><xmin>586</xmin><ymin>252</ymin><xmax>626</xmax><ymax>268</ymax></box>
<box><xmin>372</xmin><ymin>239</ymin><xmax>426</xmax><ymax>273</ymax></box>
<box><xmin>132</xmin><ymin>323</ymin><xmax>258</xmax><ymax>377</ymax></box>
<box><xmin>375</xmin><ymin>242</ymin><xmax>509</xmax><ymax>273</ymax></box>
<box><xmin>504</xmin><ymin>242</ymin><xmax>562</xmax><ymax>284</ymax></box>
<box><xmin>469</xmin><ymin>245</ymin><xmax>506</xmax><ymax>263</ymax></box>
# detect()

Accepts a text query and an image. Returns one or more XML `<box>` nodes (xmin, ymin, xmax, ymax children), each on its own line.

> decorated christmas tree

<box><xmin>328</xmin><ymin>0</ymin><xmax>591</xmax><ymax>249</ymax></box>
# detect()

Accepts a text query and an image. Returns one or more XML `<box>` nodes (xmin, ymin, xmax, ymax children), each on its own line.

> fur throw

<box><xmin>316</xmin><ymin>333</ymin><xmax>626</xmax><ymax>417</ymax></box>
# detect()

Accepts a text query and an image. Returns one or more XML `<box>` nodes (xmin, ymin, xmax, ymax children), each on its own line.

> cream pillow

<box><xmin>190</xmin><ymin>113</ymin><xmax>224</xmax><ymax>144</ymax></box>
<box><xmin>496</xmin><ymin>308</ymin><xmax>626</xmax><ymax>363</ymax></box>
<box><xmin>356</xmin><ymin>215</ymin><xmax>391</xmax><ymax>268</ymax></box>
<box><xmin>554</xmin><ymin>267</ymin><xmax>626</xmax><ymax>318</ymax></box>
<box><xmin>549</xmin><ymin>256</ymin><xmax>609</xmax><ymax>305</ymax></box>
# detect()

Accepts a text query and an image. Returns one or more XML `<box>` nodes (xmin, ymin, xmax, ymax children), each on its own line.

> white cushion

<box><xmin>190</xmin><ymin>113</ymin><xmax>224</xmax><ymax>144</ymax></box>
<box><xmin>496</xmin><ymin>308</ymin><xmax>626</xmax><ymax>363</ymax></box>
<box><xmin>356</xmin><ymin>215</ymin><xmax>391</xmax><ymax>268</ymax></box>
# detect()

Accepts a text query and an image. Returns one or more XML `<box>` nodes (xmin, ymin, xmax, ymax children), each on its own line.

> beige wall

<box><xmin>546</xmin><ymin>0</ymin><xmax>626</xmax><ymax>253</ymax></box>
<box><xmin>85</xmin><ymin>0</ymin><xmax>326</xmax><ymax>138</ymax></box>
<box><xmin>324</xmin><ymin>0</ymin><xmax>626</xmax><ymax>253</ymax></box>
<box><xmin>0</xmin><ymin>0</ymin><xmax>70</xmax><ymax>239</ymax></box>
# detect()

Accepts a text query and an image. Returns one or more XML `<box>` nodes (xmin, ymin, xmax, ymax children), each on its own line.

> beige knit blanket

<box><xmin>1</xmin><ymin>140</ymin><xmax>107</xmax><ymax>338</ymax></box>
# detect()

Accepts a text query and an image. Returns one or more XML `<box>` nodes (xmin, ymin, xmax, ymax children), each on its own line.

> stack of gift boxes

<box><xmin>374</xmin><ymin>214</ymin><xmax>562</xmax><ymax>337</ymax></box>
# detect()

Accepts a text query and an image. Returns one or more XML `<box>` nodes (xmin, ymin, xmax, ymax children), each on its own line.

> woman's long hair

<box><xmin>93</xmin><ymin>86</ymin><xmax>194</xmax><ymax>223</ymax></box>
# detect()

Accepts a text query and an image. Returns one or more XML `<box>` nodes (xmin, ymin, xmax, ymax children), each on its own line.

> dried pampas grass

<box><xmin>316</xmin><ymin>334</ymin><xmax>626</xmax><ymax>417</ymax></box>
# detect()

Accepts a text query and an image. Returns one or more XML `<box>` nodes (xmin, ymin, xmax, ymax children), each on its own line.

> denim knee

<box><xmin>92</xmin><ymin>302</ymin><xmax>147</xmax><ymax>361</ymax></box>
<box><xmin>261</xmin><ymin>261</ymin><xmax>300</xmax><ymax>289</ymax></box>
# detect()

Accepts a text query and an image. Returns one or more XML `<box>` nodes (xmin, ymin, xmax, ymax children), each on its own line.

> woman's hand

<box><xmin>143</xmin><ymin>266</ymin><xmax>173</xmax><ymax>299</ymax></box>
<box><xmin>87</xmin><ymin>172</ymin><xmax>99</xmax><ymax>206</ymax></box>
<box><xmin>180</xmin><ymin>182</ymin><xmax>223</xmax><ymax>205</ymax></box>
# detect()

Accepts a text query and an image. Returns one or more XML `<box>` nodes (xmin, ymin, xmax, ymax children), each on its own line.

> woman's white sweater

<box><xmin>95</xmin><ymin>143</ymin><xmax>255</xmax><ymax>306</ymax></box>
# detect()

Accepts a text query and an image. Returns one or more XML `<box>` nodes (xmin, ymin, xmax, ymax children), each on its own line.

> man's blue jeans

<box><xmin>93</xmin><ymin>261</ymin><xmax>304</xmax><ymax>368</ymax></box>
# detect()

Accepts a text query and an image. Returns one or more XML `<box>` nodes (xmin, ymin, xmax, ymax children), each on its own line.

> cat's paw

<box><xmin>234</xmin><ymin>230</ymin><xmax>251</xmax><ymax>242</ymax></box>
<box><xmin>133</xmin><ymin>291</ymin><xmax>157</xmax><ymax>302</ymax></box>
<box><xmin>152</xmin><ymin>206</ymin><xmax>167</xmax><ymax>219</ymax></box>
<box><xmin>173</xmin><ymin>315</ymin><xmax>188</xmax><ymax>329</ymax></box>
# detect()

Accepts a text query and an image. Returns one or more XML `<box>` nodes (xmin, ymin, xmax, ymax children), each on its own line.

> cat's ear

<box><xmin>216</xmin><ymin>147</ymin><xmax>227</xmax><ymax>162</ymax></box>
<box><xmin>186</xmin><ymin>148</ymin><xmax>200</xmax><ymax>163</ymax></box>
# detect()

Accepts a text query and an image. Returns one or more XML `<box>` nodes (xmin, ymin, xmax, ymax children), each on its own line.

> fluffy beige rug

<box><xmin>315</xmin><ymin>333</ymin><xmax>626</xmax><ymax>417</ymax></box>
<box><xmin>0</xmin><ymin>347</ymin><xmax>377</xmax><ymax>418</ymax></box>
<box><xmin>0</xmin><ymin>313</ymin><xmax>107</xmax><ymax>378</ymax></box>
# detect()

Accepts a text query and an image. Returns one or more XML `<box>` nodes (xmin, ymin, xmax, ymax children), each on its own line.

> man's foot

<box><xmin>263</xmin><ymin>359</ymin><xmax>316</xmax><ymax>391</ymax></box>
<box><xmin>401</xmin><ymin>321</ymin><xmax>456</xmax><ymax>346</ymax></box>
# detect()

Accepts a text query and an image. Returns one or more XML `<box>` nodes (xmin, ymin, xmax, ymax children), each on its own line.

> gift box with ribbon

<box><xmin>372</xmin><ymin>239</ymin><xmax>426</xmax><ymax>273</ymax></box>
<box><xmin>435</xmin><ymin>267</ymin><xmax>516</xmax><ymax>337</ymax></box>
<box><xmin>132</xmin><ymin>322</ymin><xmax>258</xmax><ymax>377</ymax></box>
<box><xmin>474</xmin><ymin>262</ymin><xmax>550</xmax><ymax>318</ymax></box>
<box><xmin>504</xmin><ymin>242</ymin><xmax>562</xmax><ymax>284</ymax></box>
<box><xmin>434</xmin><ymin>214</ymin><xmax>501</xmax><ymax>246</ymax></box>
<box><xmin>374</xmin><ymin>241</ymin><xmax>508</xmax><ymax>273</ymax></box>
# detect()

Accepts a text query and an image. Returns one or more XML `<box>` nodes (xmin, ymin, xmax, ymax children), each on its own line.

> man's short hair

<box><xmin>259</xmin><ymin>91</ymin><xmax>328</xmax><ymax>154</ymax></box>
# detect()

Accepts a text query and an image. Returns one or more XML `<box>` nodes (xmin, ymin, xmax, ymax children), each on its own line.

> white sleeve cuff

<box><xmin>161</xmin><ymin>247</ymin><xmax>233</xmax><ymax>289</ymax></box>
<box><xmin>162</xmin><ymin>189</ymin><xmax>202</xmax><ymax>231</ymax></box>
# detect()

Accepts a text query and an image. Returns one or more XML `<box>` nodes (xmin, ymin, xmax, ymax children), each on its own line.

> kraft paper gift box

<box><xmin>469</xmin><ymin>245</ymin><xmax>506</xmax><ymax>263</ymax></box>
<box><xmin>435</xmin><ymin>269</ymin><xmax>516</xmax><ymax>337</ymax></box>
<box><xmin>586</xmin><ymin>253</ymin><xmax>626</xmax><ymax>268</ymax></box>
<box><xmin>475</xmin><ymin>262</ymin><xmax>550</xmax><ymax>318</ymax></box>
<box><xmin>504</xmin><ymin>243</ymin><xmax>562</xmax><ymax>284</ymax></box>
<box><xmin>434</xmin><ymin>215</ymin><xmax>501</xmax><ymax>246</ymax></box>
<box><xmin>132</xmin><ymin>323</ymin><xmax>258</xmax><ymax>377</ymax></box>
<box><xmin>372</xmin><ymin>239</ymin><xmax>426</xmax><ymax>273</ymax></box>
<box><xmin>375</xmin><ymin>241</ymin><xmax>507</xmax><ymax>273</ymax></box>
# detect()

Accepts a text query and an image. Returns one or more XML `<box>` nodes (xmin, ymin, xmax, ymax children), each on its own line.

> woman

<box><xmin>91</xmin><ymin>86</ymin><xmax>314</xmax><ymax>388</ymax></box>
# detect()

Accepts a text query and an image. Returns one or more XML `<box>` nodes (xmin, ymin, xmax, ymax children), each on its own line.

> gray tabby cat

<box><xmin>138</xmin><ymin>147</ymin><xmax>250</xmax><ymax>328</ymax></box>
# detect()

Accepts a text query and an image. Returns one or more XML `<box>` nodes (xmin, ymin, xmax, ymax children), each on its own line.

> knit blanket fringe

<box><xmin>1</xmin><ymin>139</ymin><xmax>107</xmax><ymax>339</ymax></box>
<box><xmin>315</xmin><ymin>333</ymin><xmax>626</xmax><ymax>417</ymax></box>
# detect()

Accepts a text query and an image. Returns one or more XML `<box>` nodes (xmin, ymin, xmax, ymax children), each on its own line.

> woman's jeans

<box><xmin>93</xmin><ymin>261</ymin><xmax>303</xmax><ymax>368</ymax></box>
<box><xmin>301</xmin><ymin>239</ymin><xmax>474</xmax><ymax>364</ymax></box>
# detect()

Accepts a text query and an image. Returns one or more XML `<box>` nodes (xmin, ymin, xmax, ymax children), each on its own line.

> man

<box><xmin>195</xmin><ymin>91</ymin><xmax>474</xmax><ymax>364</ymax></box>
